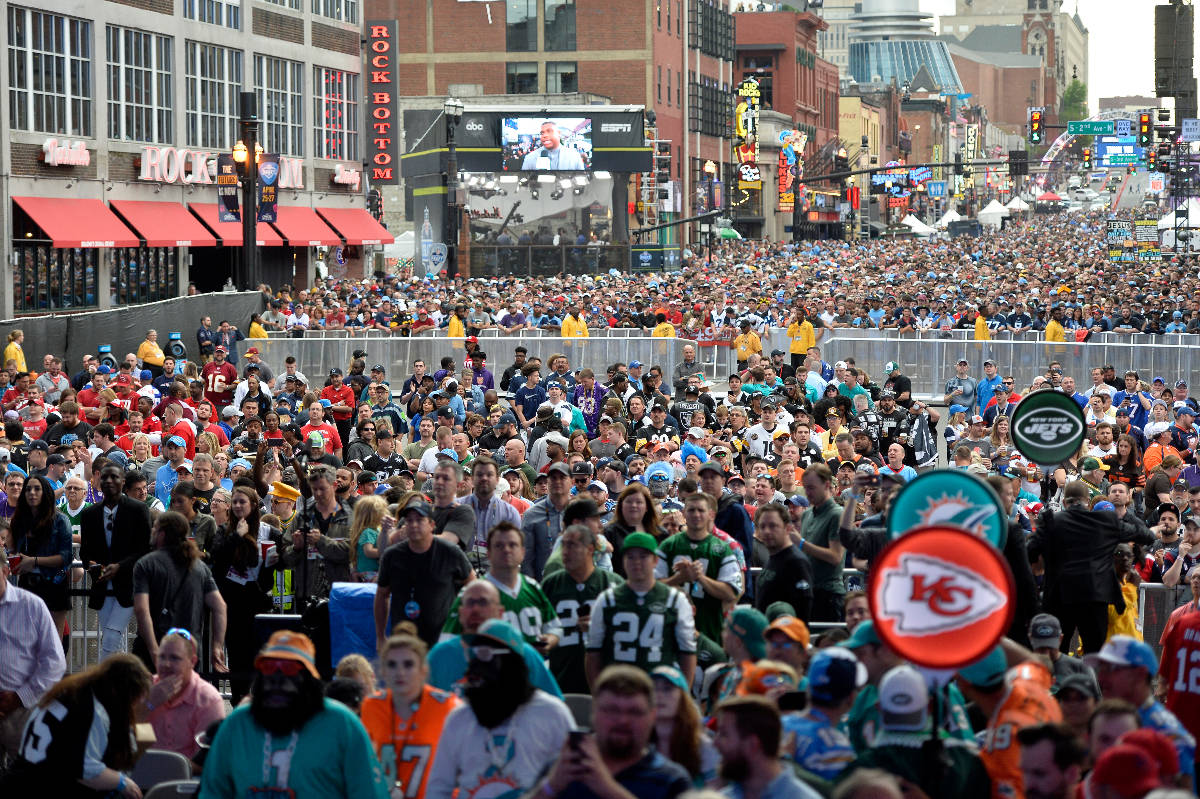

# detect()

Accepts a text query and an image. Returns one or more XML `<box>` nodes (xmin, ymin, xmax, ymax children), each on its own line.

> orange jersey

<box><xmin>361</xmin><ymin>685</ymin><xmax>460</xmax><ymax>799</ymax></box>
<box><xmin>979</xmin><ymin>661</ymin><xmax>1062</xmax><ymax>799</ymax></box>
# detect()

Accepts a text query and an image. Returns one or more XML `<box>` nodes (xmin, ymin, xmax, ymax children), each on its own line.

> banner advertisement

<box><xmin>1106</xmin><ymin>220</ymin><xmax>1135</xmax><ymax>261</ymax></box>
<box><xmin>1136</xmin><ymin>219</ymin><xmax>1161</xmax><ymax>261</ymax></box>
<box><xmin>932</xmin><ymin>144</ymin><xmax>942</xmax><ymax>180</ymax></box>
<box><xmin>365</xmin><ymin>20</ymin><xmax>400</xmax><ymax>184</ymax></box>
<box><xmin>777</xmin><ymin>130</ymin><xmax>808</xmax><ymax>214</ymax></box>
<box><xmin>256</xmin><ymin>154</ymin><xmax>279</xmax><ymax>223</ymax></box>
<box><xmin>216</xmin><ymin>154</ymin><xmax>240</xmax><ymax>223</ymax></box>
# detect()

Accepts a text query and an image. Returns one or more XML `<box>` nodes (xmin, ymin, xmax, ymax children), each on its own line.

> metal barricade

<box><xmin>1140</xmin><ymin>583</ymin><xmax>1191</xmax><ymax>660</ymax></box>
<box><xmin>66</xmin><ymin>563</ymin><xmax>138</xmax><ymax>674</ymax></box>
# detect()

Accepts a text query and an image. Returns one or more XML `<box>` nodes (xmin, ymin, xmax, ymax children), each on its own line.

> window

<box><xmin>546</xmin><ymin>61</ymin><xmax>577</xmax><ymax>93</ymax></box>
<box><xmin>185</xmin><ymin>42</ymin><xmax>242</xmax><ymax>148</ymax></box>
<box><xmin>506</xmin><ymin>62</ymin><xmax>538</xmax><ymax>94</ymax></box>
<box><xmin>676</xmin><ymin>1</ymin><xmax>680</xmax><ymax>35</ymax></box>
<box><xmin>313</xmin><ymin>66</ymin><xmax>359</xmax><ymax>160</ymax></box>
<box><xmin>666</xmin><ymin>69</ymin><xmax>671</xmax><ymax>106</ymax></box>
<box><xmin>13</xmin><ymin>245</ymin><xmax>98</xmax><ymax>313</ymax></box>
<box><xmin>254</xmin><ymin>54</ymin><xmax>303</xmax><ymax>156</ymax></box>
<box><xmin>657</xmin><ymin>66</ymin><xmax>662</xmax><ymax>103</ymax></box>
<box><xmin>264</xmin><ymin>0</ymin><xmax>302</xmax><ymax>7</ymax></box>
<box><xmin>110</xmin><ymin>247</ymin><xmax>177</xmax><ymax>306</ymax></box>
<box><xmin>657</xmin><ymin>2</ymin><xmax>661</xmax><ymax>27</ymax></box>
<box><xmin>106</xmin><ymin>27</ymin><xmax>172</xmax><ymax>143</ymax></box>
<box><xmin>312</xmin><ymin>0</ymin><xmax>358</xmax><ymax>24</ymax></box>
<box><xmin>507</xmin><ymin>0</ymin><xmax>536</xmax><ymax>52</ymax></box>
<box><xmin>666</xmin><ymin>0</ymin><xmax>670</xmax><ymax>32</ymax></box>
<box><xmin>544</xmin><ymin>0</ymin><xmax>575</xmax><ymax>51</ymax></box>
<box><xmin>7</xmin><ymin>6</ymin><xmax>93</xmax><ymax>136</ymax></box>
<box><xmin>183</xmin><ymin>0</ymin><xmax>240</xmax><ymax>29</ymax></box>
<box><xmin>677</xmin><ymin>70</ymin><xmax>681</xmax><ymax>106</ymax></box>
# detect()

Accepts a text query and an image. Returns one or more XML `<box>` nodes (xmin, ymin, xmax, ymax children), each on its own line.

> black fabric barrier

<box><xmin>0</xmin><ymin>292</ymin><xmax>266</xmax><ymax>370</ymax></box>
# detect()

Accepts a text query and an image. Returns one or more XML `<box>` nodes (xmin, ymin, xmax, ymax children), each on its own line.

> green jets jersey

<box><xmin>654</xmin><ymin>532</ymin><xmax>744</xmax><ymax>640</ymax></box>
<box><xmin>587</xmin><ymin>581</ymin><xmax>696</xmax><ymax>673</ymax></box>
<box><xmin>541</xmin><ymin>568</ymin><xmax>624</xmax><ymax>694</ymax></box>
<box><xmin>441</xmin><ymin>572</ymin><xmax>562</xmax><ymax>646</ymax></box>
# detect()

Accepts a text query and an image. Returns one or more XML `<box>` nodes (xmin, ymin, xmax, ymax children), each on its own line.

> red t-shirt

<box><xmin>200</xmin><ymin>422</ymin><xmax>230</xmax><ymax>446</ymax></box>
<box><xmin>201</xmin><ymin>361</ymin><xmax>238</xmax><ymax>409</ymax></box>
<box><xmin>168</xmin><ymin>419</ymin><xmax>197</xmax><ymax>460</ymax></box>
<box><xmin>22</xmin><ymin>417</ymin><xmax>47</xmax><ymax>440</ymax></box>
<box><xmin>76</xmin><ymin>387</ymin><xmax>103</xmax><ymax>408</ymax></box>
<box><xmin>1161</xmin><ymin>610</ymin><xmax>1200</xmax><ymax>740</ymax></box>
<box><xmin>320</xmin><ymin>384</ymin><xmax>356</xmax><ymax>422</ymax></box>
<box><xmin>300</xmin><ymin>422</ymin><xmax>342</xmax><ymax>454</ymax></box>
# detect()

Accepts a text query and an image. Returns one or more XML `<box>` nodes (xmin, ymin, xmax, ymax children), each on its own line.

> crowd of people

<box><xmin>2</xmin><ymin>213</ymin><xmax>1200</xmax><ymax>798</ymax></box>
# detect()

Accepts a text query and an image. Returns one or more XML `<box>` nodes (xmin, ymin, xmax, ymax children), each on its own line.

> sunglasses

<box><xmin>258</xmin><ymin>658</ymin><xmax>308</xmax><ymax>676</ymax></box>
<box><xmin>469</xmin><ymin>645</ymin><xmax>512</xmax><ymax>663</ymax></box>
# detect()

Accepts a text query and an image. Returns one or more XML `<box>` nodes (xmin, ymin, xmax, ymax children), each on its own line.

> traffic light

<box><xmin>1081</xmin><ymin>147</ymin><xmax>1092</xmax><ymax>170</ymax></box>
<box><xmin>367</xmin><ymin>188</ymin><xmax>383</xmax><ymax>220</ymax></box>
<box><xmin>834</xmin><ymin>148</ymin><xmax>850</xmax><ymax>175</ymax></box>
<box><xmin>1147</xmin><ymin>148</ymin><xmax>1157</xmax><ymax>171</ymax></box>
<box><xmin>954</xmin><ymin>153</ymin><xmax>964</xmax><ymax>175</ymax></box>
<box><xmin>1138</xmin><ymin>112</ymin><xmax>1152</xmax><ymax>147</ymax></box>
<box><xmin>1029</xmin><ymin>110</ymin><xmax>1043</xmax><ymax>144</ymax></box>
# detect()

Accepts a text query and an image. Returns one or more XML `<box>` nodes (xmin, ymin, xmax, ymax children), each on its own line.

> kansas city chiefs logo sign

<box><xmin>880</xmin><ymin>553</ymin><xmax>1006</xmax><ymax>635</ymax></box>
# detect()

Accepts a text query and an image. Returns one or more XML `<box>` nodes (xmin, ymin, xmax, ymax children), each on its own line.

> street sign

<box><xmin>926</xmin><ymin>181</ymin><xmax>946</xmax><ymax>198</ymax></box>
<box><xmin>1114</xmin><ymin>119</ymin><xmax>1133</xmax><ymax>138</ymax></box>
<box><xmin>868</xmin><ymin>526</ymin><xmax>1015</xmax><ymax>670</ymax></box>
<box><xmin>1108</xmin><ymin>154</ymin><xmax>1140</xmax><ymax>165</ymax></box>
<box><xmin>886</xmin><ymin>470</ymin><xmax>1008</xmax><ymax>548</ymax></box>
<box><xmin>1067</xmin><ymin>120</ymin><xmax>1114</xmax><ymax>136</ymax></box>
<box><xmin>1183</xmin><ymin>118</ymin><xmax>1200</xmax><ymax>142</ymax></box>
<box><xmin>1010</xmin><ymin>389</ymin><xmax>1086</xmax><ymax>467</ymax></box>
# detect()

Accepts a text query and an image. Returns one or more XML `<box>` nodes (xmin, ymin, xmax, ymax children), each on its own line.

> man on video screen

<box><xmin>522</xmin><ymin>120</ymin><xmax>586</xmax><ymax>170</ymax></box>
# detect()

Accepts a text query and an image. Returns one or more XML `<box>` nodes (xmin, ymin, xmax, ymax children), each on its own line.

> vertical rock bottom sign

<box><xmin>365</xmin><ymin>21</ymin><xmax>400</xmax><ymax>185</ymax></box>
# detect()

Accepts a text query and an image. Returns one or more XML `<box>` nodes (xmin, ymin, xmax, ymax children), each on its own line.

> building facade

<box><xmin>370</xmin><ymin>0</ymin><xmax>735</xmax><ymax>246</ymax></box>
<box><xmin>0</xmin><ymin>0</ymin><xmax>389</xmax><ymax>319</ymax></box>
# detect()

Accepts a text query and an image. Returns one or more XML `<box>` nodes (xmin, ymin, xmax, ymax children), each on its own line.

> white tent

<box><xmin>936</xmin><ymin>209</ymin><xmax>962</xmax><ymax>229</ymax></box>
<box><xmin>900</xmin><ymin>214</ymin><xmax>936</xmax><ymax>237</ymax></box>
<box><xmin>978</xmin><ymin>199</ymin><xmax>1010</xmax><ymax>228</ymax></box>
<box><xmin>1006</xmin><ymin>196</ymin><xmax>1030</xmax><ymax>212</ymax></box>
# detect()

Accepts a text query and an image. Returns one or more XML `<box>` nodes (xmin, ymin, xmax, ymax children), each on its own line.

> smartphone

<box><xmin>270</xmin><ymin>439</ymin><xmax>286</xmax><ymax>447</ymax></box>
<box><xmin>568</xmin><ymin>729</ymin><xmax>590</xmax><ymax>750</ymax></box>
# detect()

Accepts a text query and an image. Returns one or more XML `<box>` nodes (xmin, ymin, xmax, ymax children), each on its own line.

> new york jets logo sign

<box><xmin>1011</xmin><ymin>390</ymin><xmax>1086</xmax><ymax>467</ymax></box>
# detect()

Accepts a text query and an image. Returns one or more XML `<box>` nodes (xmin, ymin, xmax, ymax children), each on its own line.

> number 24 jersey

<box><xmin>586</xmin><ymin>581</ymin><xmax>696</xmax><ymax>671</ymax></box>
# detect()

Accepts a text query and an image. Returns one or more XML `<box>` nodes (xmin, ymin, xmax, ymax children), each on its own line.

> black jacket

<box><xmin>80</xmin><ymin>496</ymin><xmax>152</xmax><ymax>607</ymax></box>
<box><xmin>1030</xmin><ymin>505</ymin><xmax>1154</xmax><ymax>609</ymax></box>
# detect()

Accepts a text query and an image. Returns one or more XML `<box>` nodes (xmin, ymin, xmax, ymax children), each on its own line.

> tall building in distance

<box><xmin>815</xmin><ymin>0</ymin><xmax>857</xmax><ymax>72</ymax></box>
<box><xmin>847</xmin><ymin>0</ymin><xmax>964</xmax><ymax>95</ymax></box>
<box><xmin>937</xmin><ymin>0</ymin><xmax>1088</xmax><ymax>95</ymax></box>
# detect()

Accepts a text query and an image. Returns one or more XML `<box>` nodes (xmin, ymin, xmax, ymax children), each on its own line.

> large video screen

<box><xmin>502</xmin><ymin>117</ymin><xmax>592</xmax><ymax>171</ymax></box>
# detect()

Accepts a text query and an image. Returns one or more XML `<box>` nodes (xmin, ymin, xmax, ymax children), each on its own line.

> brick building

<box><xmin>371</xmin><ymin>0</ymin><xmax>736</xmax><ymax>245</ymax></box>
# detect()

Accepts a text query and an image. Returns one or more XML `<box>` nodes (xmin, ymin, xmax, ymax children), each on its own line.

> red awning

<box><xmin>316</xmin><ymin>207</ymin><xmax>395</xmax><ymax>245</ymax></box>
<box><xmin>271</xmin><ymin>206</ymin><xmax>344</xmax><ymax>246</ymax></box>
<box><xmin>13</xmin><ymin>196</ymin><xmax>139</xmax><ymax>248</ymax></box>
<box><xmin>110</xmin><ymin>200</ymin><xmax>218</xmax><ymax>247</ymax></box>
<box><xmin>187</xmin><ymin>203</ymin><xmax>286</xmax><ymax>247</ymax></box>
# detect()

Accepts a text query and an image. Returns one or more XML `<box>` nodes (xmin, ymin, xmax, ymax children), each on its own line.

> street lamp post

<box><xmin>232</xmin><ymin>91</ymin><xmax>260</xmax><ymax>291</ymax></box>
<box><xmin>444</xmin><ymin>97</ymin><xmax>464</xmax><ymax>277</ymax></box>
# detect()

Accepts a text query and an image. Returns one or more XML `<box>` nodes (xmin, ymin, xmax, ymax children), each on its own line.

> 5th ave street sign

<box><xmin>1067</xmin><ymin>120</ymin><xmax>1114</xmax><ymax>136</ymax></box>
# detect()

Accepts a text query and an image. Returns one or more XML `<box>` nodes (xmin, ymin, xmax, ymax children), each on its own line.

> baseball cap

<box><xmin>465</xmin><ymin>619</ymin><xmax>525</xmax><ymax>652</ymax></box>
<box><xmin>546</xmin><ymin>462</ymin><xmax>571</xmax><ymax>478</ymax></box>
<box><xmin>687</xmin><ymin>426</ymin><xmax>706</xmax><ymax>439</ymax></box>
<box><xmin>1080</xmin><ymin>457</ymin><xmax>1109</xmax><ymax>472</ymax></box>
<box><xmin>570</xmin><ymin>461</ymin><xmax>594</xmax><ymax>477</ymax></box>
<box><xmin>436</xmin><ymin>448</ymin><xmax>459</xmax><ymax>462</ymax></box>
<box><xmin>969</xmin><ymin>415</ymin><xmax>985</xmax><ymax>425</ymax></box>
<box><xmin>166</xmin><ymin>435</ymin><xmax>187</xmax><ymax>448</ymax></box>
<box><xmin>329</xmin><ymin>367</ymin><xmax>343</xmax><ymax>377</ymax></box>
<box><xmin>46</xmin><ymin>453</ymin><xmax>66</xmax><ymax>466</ymax></box>
<box><xmin>255</xmin><ymin>630</ymin><xmax>320</xmax><ymax>678</ymax></box>
<box><xmin>230</xmin><ymin>458</ymin><xmax>251</xmax><ymax>471</ymax></box>
<box><xmin>948</xmin><ymin>404</ymin><xmax>968</xmax><ymax>415</ymax></box>
<box><xmin>371</xmin><ymin>364</ymin><xmax>386</xmax><ymax>373</ymax></box>
<box><xmin>737</xmin><ymin>661</ymin><xmax>799</xmax><ymax>696</ymax></box>
<box><xmin>400</xmin><ymin>499</ymin><xmax>436</xmax><ymax>519</ymax></box>
<box><xmin>356</xmin><ymin>471</ymin><xmax>378</xmax><ymax>484</ymax></box>
<box><xmin>1180</xmin><ymin>406</ymin><xmax>1197</xmax><ymax>417</ymax></box>
<box><xmin>307</xmin><ymin>431</ymin><xmax>324</xmax><ymax>447</ymax></box>
<box><xmin>697</xmin><ymin>461</ymin><xmax>726</xmax><ymax>478</ymax></box>
<box><xmin>621</xmin><ymin>531</ymin><xmax>658</xmax><ymax>555</ymax></box>
<box><xmin>1121</xmin><ymin>728</ymin><xmax>1181</xmax><ymax>782</ymax></box>
<box><xmin>884</xmin><ymin>361</ymin><xmax>899</xmax><ymax>373</ymax></box>
<box><xmin>785</xmin><ymin>494</ymin><xmax>810</xmax><ymax>508</ymax></box>
<box><xmin>114</xmin><ymin>374</ymin><xmax>133</xmax><ymax>386</ymax></box>
<box><xmin>245</xmin><ymin>347</ymin><xmax>259</xmax><ymax>355</ymax></box>
<box><xmin>843</xmin><ymin>620</ymin><xmax>880</xmax><ymax>650</ymax></box>
<box><xmin>1089</xmin><ymin>745</ymin><xmax>1162</xmax><ymax>797</ymax></box>
<box><xmin>807</xmin><ymin>647</ymin><xmax>867</xmax><ymax>704</ymax></box>
<box><xmin>765</xmin><ymin>615</ymin><xmax>810</xmax><ymax>648</ymax></box>
<box><xmin>214</xmin><ymin>345</ymin><xmax>227</xmax><ymax>353</ymax></box>
<box><xmin>1053</xmin><ymin>672</ymin><xmax>1101</xmax><ymax>701</ymax></box>
<box><xmin>983</xmin><ymin>359</ymin><xmax>996</xmax><ymax>367</ymax></box>
<box><xmin>878</xmin><ymin>665</ymin><xmax>929</xmax><ymax>732</ymax></box>
<box><xmin>28</xmin><ymin>439</ymin><xmax>49</xmax><ymax>452</ymax></box>
<box><xmin>629</xmin><ymin>361</ymin><xmax>643</xmax><ymax>369</ymax></box>
<box><xmin>650</xmin><ymin>666</ymin><xmax>690</xmax><ymax>694</ymax></box>
<box><xmin>728</xmin><ymin>607</ymin><xmax>768</xmax><ymax>661</ymax></box>
<box><xmin>1027</xmin><ymin>613</ymin><xmax>1062</xmax><ymax>648</ymax></box>
<box><xmin>957</xmin><ymin>645</ymin><xmax>1008</xmax><ymax>689</ymax></box>
<box><xmin>497</xmin><ymin>412</ymin><xmax>518</xmax><ymax>427</ymax></box>
<box><xmin>597</xmin><ymin>457</ymin><xmax>626</xmax><ymax>475</ymax></box>
<box><xmin>1084</xmin><ymin>634</ymin><xmax>1158</xmax><ymax>676</ymax></box>
<box><xmin>1114</xmin><ymin>406</ymin><xmax>1131</xmax><ymax>417</ymax></box>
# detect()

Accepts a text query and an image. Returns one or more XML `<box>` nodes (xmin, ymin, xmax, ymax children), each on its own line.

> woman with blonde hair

<box><xmin>209</xmin><ymin>487</ymin><xmax>232</xmax><ymax>527</ymax></box>
<box><xmin>989</xmin><ymin>415</ymin><xmax>1013</xmax><ymax>472</ymax></box>
<box><xmin>4</xmin><ymin>329</ymin><xmax>26</xmax><ymax>372</ymax></box>
<box><xmin>360</xmin><ymin>622</ymin><xmax>460</xmax><ymax>799</ymax></box>
<box><xmin>195</xmin><ymin>430</ymin><xmax>221</xmax><ymax>457</ymax></box>
<box><xmin>350</xmin><ymin>494</ymin><xmax>387</xmax><ymax>581</ymax></box>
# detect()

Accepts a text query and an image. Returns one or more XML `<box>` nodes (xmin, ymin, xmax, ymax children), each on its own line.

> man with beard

<box><xmin>714</xmin><ymin>696</ymin><xmax>822</xmax><ymax>799</ymax></box>
<box><xmin>528</xmin><ymin>666</ymin><xmax>691</xmax><ymax>799</ymax></box>
<box><xmin>426</xmin><ymin>619</ymin><xmax>574</xmax><ymax>799</ymax></box>
<box><xmin>198</xmin><ymin>630</ymin><xmax>389</xmax><ymax>798</ymax></box>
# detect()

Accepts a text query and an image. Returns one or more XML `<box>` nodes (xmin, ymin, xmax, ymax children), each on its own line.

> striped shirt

<box><xmin>0</xmin><ymin>581</ymin><xmax>67</xmax><ymax>708</ymax></box>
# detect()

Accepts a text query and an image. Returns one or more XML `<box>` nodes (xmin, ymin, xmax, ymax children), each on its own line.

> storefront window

<box><xmin>13</xmin><ymin>244</ymin><xmax>98</xmax><ymax>313</ymax></box>
<box><xmin>110</xmin><ymin>247</ymin><xmax>178</xmax><ymax>307</ymax></box>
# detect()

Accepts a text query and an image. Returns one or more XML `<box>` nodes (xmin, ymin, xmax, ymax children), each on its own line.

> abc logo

<box><xmin>464</xmin><ymin>120</ymin><xmax>484</xmax><ymax>132</ymax></box>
